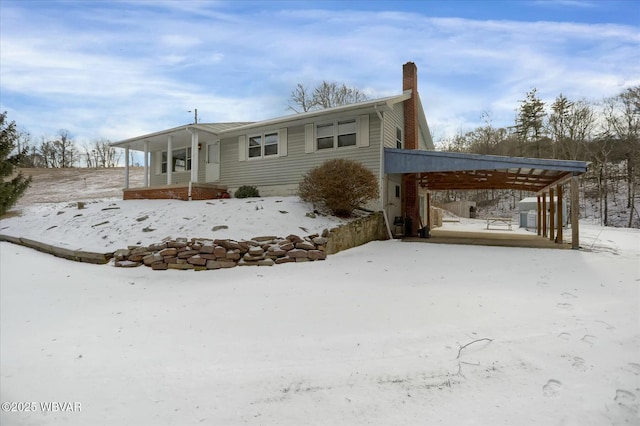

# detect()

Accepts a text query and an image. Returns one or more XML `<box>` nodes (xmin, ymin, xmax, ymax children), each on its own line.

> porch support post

<box><xmin>571</xmin><ymin>174</ymin><xmax>580</xmax><ymax>249</ymax></box>
<box><xmin>191</xmin><ymin>130</ymin><xmax>199</xmax><ymax>183</ymax></box>
<box><xmin>167</xmin><ymin>136</ymin><xmax>173</xmax><ymax>185</ymax></box>
<box><xmin>542</xmin><ymin>193</ymin><xmax>547</xmax><ymax>237</ymax></box>
<box><xmin>549</xmin><ymin>187</ymin><xmax>555</xmax><ymax>242</ymax></box>
<box><xmin>143</xmin><ymin>140</ymin><xmax>149</xmax><ymax>187</ymax></box>
<box><xmin>536</xmin><ymin>195</ymin><xmax>541</xmax><ymax>236</ymax></box>
<box><xmin>556</xmin><ymin>184</ymin><xmax>563</xmax><ymax>243</ymax></box>
<box><xmin>124</xmin><ymin>147</ymin><xmax>130</xmax><ymax>189</ymax></box>
<box><xmin>426</xmin><ymin>192</ymin><xmax>431</xmax><ymax>230</ymax></box>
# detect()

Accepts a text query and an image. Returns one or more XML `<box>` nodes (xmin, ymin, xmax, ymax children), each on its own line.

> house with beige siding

<box><xmin>112</xmin><ymin>62</ymin><xmax>434</xmax><ymax>230</ymax></box>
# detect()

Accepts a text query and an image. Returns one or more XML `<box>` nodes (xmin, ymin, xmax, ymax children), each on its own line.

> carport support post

<box><xmin>549</xmin><ymin>187</ymin><xmax>555</xmax><ymax>242</ymax></box>
<box><xmin>426</xmin><ymin>192</ymin><xmax>431</xmax><ymax>230</ymax></box>
<box><xmin>536</xmin><ymin>196</ymin><xmax>541</xmax><ymax>236</ymax></box>
<box><xmin>571</xmin><ymin>175</ymin><xmax>580</xmax><ymax>249</ymax></box>
<box><xmin>556</xmin><ymin>184</ymin><xmax>563</xmax><ymax>243</ymax></box>
<box><xmin>542</xmin><ymin>194</ymin><xmax>547</xmax><ymax>237</ymax></box>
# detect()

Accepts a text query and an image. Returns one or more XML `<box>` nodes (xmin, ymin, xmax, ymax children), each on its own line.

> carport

<box><xmin>384</xmin><ymin>149</ymin><xmax>588</xmax><ymax>249</ymax></box>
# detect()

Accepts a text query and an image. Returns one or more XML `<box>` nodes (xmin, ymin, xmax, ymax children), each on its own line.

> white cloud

<box><xmin>0</xmin><ymin>1</ymin><xmax>637</xmax><ymax>145</ymax></box>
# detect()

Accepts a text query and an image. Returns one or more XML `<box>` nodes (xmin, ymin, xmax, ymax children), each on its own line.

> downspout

<box><xmin>375</xmin><ymin>105</ymin><xmax>393</xmax><ymax>240</ymax></box>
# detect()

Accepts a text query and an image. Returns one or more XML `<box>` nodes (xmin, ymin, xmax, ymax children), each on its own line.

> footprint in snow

<box><xmin>571</xmin><ymin>356</ymin><xmax>588</xmax><ymax>372</ymax></box>
<box><xmin>542</xmin><ymin>379</ymin><xmax>562</xmax><ymax>397</ymax></box>
<box><xmin>557</xmin><ymin>303</ymin><xmax>573</xmax><ymax>310</ymax></box>
<box><xmin>557</xmin><ymin>332</ymin><xmax>571</xmax><ymax>341</ymax></box>
<box><xmin>581</xmin><ymin>335</ymin><xmax>597</xmax><ymax>346</ymax></box>
<box><xmin>626</xmin><ymin>363</ymin><xmax>640</xmax><ymax>375</ymax></box>
<box><xmin>614</xmin><ymin>389</ymin><xmax>636</xmax><ymax>404</ymax></box>
<box><xmin>561</xmin><ymin>292</ymin><xmax>577</xmax><ymax>299</ymax></box>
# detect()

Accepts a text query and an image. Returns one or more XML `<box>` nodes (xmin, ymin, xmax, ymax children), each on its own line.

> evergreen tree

<box><xmin>0</xmin><ymin>112</ymin><xmax>31</xmax><ymax>215</ymax></box>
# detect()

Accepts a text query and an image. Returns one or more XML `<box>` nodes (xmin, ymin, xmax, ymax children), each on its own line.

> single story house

<box><xmin>112</xmin><ymin>62</ymin><xmax>434</xmax><ymax>235</ymax></box>
<box><xmin>112</xmin><ymin>62</ymin><xmax>587</xmax><ymax>242</ymax></box>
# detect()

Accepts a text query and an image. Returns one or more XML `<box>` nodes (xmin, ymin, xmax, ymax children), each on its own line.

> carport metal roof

<box><xmin>384</xmin><ymin>148</ymin><xmax>587</xmax><ymax>193</ymax></box>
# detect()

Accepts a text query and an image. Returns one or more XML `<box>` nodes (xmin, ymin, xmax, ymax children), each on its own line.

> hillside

<box><xmin>13</xmin><ymin>167</ymin><xmax>145</xmax><ymax>207</ymax></box>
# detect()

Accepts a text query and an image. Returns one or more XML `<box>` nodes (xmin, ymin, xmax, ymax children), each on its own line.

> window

<box><xmin>248</xmin><ymin>135</ymin><xmax>262</xmax><ymax>158</ymax></box>
<box><xmin>337</xmin><ymin>119</ymin><xmax>357</xmax><ymax>147</ymax></box>
<box><xmin>161</xmin><ymin>148</ymin><xmax>192</xmax><ymax>173</ymax></box>
<box><xmin>316</xmin><ymin>118</ymin><xmax>357</xmax><ymax>150</ymax></box>
<box><xmin>396</xmin><ymin>127</ymin><xmax>403</xmax><ymax>149</ymax></box>
<box><xmin>248</xmin><ymin>132</ymin><xmax>278</xmax><ymax>158</ymax></box>
<box><xmin>316</xmin><ymin>123</ymin><xmax>334</xmax><ymax>150</ymax></box>
<box><xmin>395</xmin><ymin>185</ymin><xmax>401</xmax><ymax>198</ymax></box>
<box><xmin>264</xmin><ymin>132</ymin><xmax>278</xmax><ymax>156</ymax></box>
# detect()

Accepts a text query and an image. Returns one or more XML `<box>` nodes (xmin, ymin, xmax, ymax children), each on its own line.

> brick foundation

<box><xmin>123</xmin><ymin>183</ymin><xmax>229</xmax><ymax>201</ymax></box>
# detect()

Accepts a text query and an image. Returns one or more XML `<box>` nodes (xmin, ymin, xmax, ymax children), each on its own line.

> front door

<box><xmin>205</xmin><ymin>141</ymin><xmax>220</xmax><ymax>182</ymax></box>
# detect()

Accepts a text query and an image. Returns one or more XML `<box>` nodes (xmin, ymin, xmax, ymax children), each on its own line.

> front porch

<box><xmin>123</xmin><ymin>182</ymin><xmax>228</xmax><ymax>201</ymax></box>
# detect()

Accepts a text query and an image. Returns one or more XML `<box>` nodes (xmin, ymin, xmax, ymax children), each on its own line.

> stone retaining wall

<box><xmin>0</xmin><ymin>234</ymin><xmax>112</xmax><ymax>264</ymax></box>
<box><xmin>324</xmin><ymin>212</ymin><xmax>388</xmax><ymax>255</ymax></box>
<box><xmin>113</xmin><ymin>234</ymin><xmax>328</xmax><ymax>270</ymax></box>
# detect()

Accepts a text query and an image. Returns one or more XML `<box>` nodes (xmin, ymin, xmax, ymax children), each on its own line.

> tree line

<box><xmin>438</xmin><ymin>87</ymin><xmax>639</xmax><ymax>227</ymax></box>
<box><xmin>13</xmin><ymin>127</ymin><xmax>121</xmax><ymax>169</ymax></box>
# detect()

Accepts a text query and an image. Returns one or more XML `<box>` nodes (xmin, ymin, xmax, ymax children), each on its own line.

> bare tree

<box><xmin>548</xmin><ymin>95</ymin><xmax>595</xmax><ymax>160</ymax></box>
<box><xmin>83</xmin><ymin>138</ymin><xmax>121</xmax><ymax>168</ymax></box>
<box><xmin>39</xmin><ymin>130</ymin><xmax>78</xmax><ymax>168</ymax></box>
<box><xmin>288</xmin><ymin>81</ymin><xmax>368</xmax><ymax>113</ymax></box>
<box><xmin>602</xmin><ymin>87</ymin><xmax>640</xmax><ymax>225</ymax></box>
<box><xmin>288</xmin><ymin>84</ymin><xmax>314</xmax><ymax>113</ymax></box>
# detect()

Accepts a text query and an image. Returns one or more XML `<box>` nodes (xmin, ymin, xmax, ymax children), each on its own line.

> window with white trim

<box><xmin>316</xmin><ymin>118</ymin><xmax>358</xmax><ymax>150</ymax></box>
<box><xmin>248</xmin><ymin>132</ymin><xmax>278</xmax><ymax>158</ymax></box>
<box><xmin>396</xmin><ymin>127</ymin><xmax>403</xmax><ymax>149</ymax></box>
<box><xmin>161</xmin><ymin>147</ymin><xmax>192</xmax><ymax>173</ymax></box>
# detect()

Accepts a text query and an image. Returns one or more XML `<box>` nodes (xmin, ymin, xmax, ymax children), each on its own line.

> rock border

<box><xmin>113</xmin><ymin>234</ymin><xmax>328</xmax><ymax>270</ymax></box>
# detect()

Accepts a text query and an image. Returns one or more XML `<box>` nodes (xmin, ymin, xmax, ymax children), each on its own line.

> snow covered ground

<box><xmin>1</xmin><ymin>182</ymin><xmax>639</xmax><ymax>425</ymax></box>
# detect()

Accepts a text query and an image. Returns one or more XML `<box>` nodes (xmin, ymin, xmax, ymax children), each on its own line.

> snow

<box><xmin>1</xmin><ymin>193</ymin><xmax>639</xmax><ymax>425</ymax></box>
<box><xmin>0</xmin><ymin>197</ymin><xmax>347</xmax><ymax>252</ymax></box>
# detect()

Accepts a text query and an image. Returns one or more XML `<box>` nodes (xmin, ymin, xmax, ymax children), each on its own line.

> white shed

<box><xmin>518</xmin><ymin>196</ymin><xmax>568</xmax><ymax>229</ymax></box>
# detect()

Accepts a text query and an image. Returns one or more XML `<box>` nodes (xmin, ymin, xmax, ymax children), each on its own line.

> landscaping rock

<box><xmin>114</xmin><ymin>231</ymin><xmax>332</xmax><ymax>272</ymax></box>
<box><xmin>287</xmin><ymin>249</ymin><xmax>309</xmax><ymax>258</ymax></box>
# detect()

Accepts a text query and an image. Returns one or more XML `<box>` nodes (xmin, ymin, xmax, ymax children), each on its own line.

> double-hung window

<box><xmin>161</xmin><ymin>147</ymin><xmax>192</xmax><ymax>173</ymax></box>
<box><xmin>316</xmin><ymin>118</ymin><xmax>357</xmax><ymax>150</ymax></box>
<box><xmin>396</xmin><ymin>127</ymin><xmax>403</xmax><ymax>149</ymax></box>
<box><xmin>248</xmin><ymin>132</ymin><xmax>278</xmax><ymax>158</ymax></box>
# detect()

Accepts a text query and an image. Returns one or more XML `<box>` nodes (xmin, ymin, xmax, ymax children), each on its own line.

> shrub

<box><xmin>298</xmin><ymin>159</ymin><xmax>379</xmax><ymax>217</ymax></box>
<box><xmin>234</xmin><ymin>185</ymin><xmax>260</xmax><ymax>198</ymax></box>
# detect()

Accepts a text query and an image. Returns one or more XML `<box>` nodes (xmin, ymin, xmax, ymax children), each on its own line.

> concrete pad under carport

<box><xmin>404</xmin><ymin>228</ymin><xmax>572</xmax><ymax>249</ymax></box>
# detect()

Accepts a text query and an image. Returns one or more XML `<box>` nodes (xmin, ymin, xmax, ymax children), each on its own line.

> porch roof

<box><xmin>384</xmin><ymin>148</ymin><xmax>587</xmax><ymax>194</ymax></box>
<box><xmin>110</xmin><ymin>122</ymin><xmax>252</xmax><ymax>151</ymax></box>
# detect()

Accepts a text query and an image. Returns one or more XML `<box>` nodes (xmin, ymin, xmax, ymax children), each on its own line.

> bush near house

<box><xmin>298</xmin><ymin>159</ymin><xmax>379</xmax><ymax>217</ymax></box>
<box><xmin>234</xmin><ymin>185</ymin><xmax>260</xmax><ymax>198</ymax></box>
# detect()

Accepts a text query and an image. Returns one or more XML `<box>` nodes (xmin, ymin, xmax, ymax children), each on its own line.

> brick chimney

<box><xmin>403</xmin><ymin>61</ymin><xmax>418</xmax><ymax>150</ymax></box>
<box><xmin>401</xmin><ymin>61</ymin><xmax>420</xmax><ymax>236</ymax></box>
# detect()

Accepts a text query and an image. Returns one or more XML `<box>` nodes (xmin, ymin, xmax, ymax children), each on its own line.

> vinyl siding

<box><xmin>219</xmin><ymin>113</ymin><xmax>382</xmax><ymax>190</ymax></box>
<box><xmin>384</xmin><ymin>103</ymin><xmax>405</xmax><ymax>148</ymax></box>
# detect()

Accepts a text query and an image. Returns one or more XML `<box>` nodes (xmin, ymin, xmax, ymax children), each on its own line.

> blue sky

<box><xmin>1</xmin><ymin>0</ymin><xmax>638</xmax><ymax>147</ymax></box>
